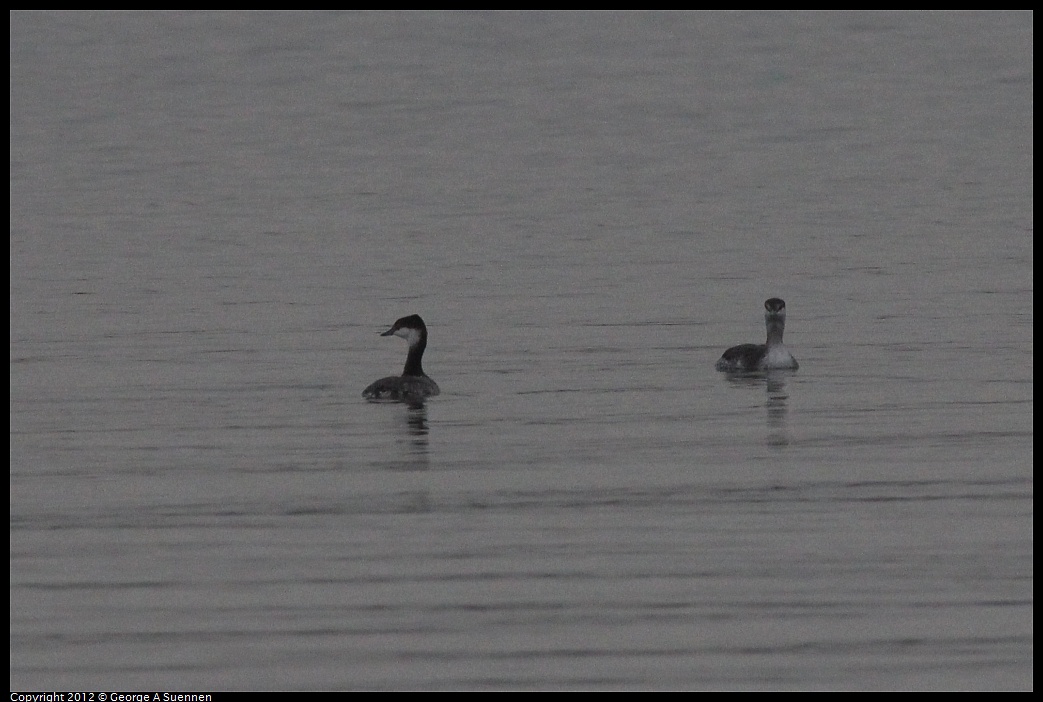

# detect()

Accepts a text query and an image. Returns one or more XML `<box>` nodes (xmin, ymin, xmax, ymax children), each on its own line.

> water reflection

<box><xmin>764</xmin><ymin>371</ymin><xmax>791</xmax><ymax>447</ymax></box>
<box><xmin>366</xmin><ymin>400</ymin><xmax>432</xmax><ymax>473</ymax></box>
<box><xmin>723</xmin><ymin>370</ymin><xmax>793</xmax><ymax>447</ymax></box>
<box><xmin>361</xmin><ymin>401</ymin><xmax>433</xmax><ymax>513</ymax></box>
<box><xmin>396</xmin><ymin>402</ymin><xmax>431</xmax><ymax>471</ymax></box>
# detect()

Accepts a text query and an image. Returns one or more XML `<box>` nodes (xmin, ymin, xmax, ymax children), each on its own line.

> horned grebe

<box><xmin>715</xmin><ymin>298</ymin><xmax>799</xmax><ymax>372</ymax></box>
<box><xmin>363</xmin><ymin>314</ymin><xmax>440</xmax><ymax>402</ymax></box>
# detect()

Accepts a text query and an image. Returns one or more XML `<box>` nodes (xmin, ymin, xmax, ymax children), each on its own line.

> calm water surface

<box><xmin>10</xmin><ymin>11</ymin><xmax>1032</xmax><ymax>690</ymax></box>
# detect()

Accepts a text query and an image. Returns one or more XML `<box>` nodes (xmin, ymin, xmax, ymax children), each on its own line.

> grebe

<box><xmin>363</xmin><ymin>314</ymin><xmax>440</xmax><ymax>402</ymax></box>
<box><xmin>715</xmin><ymin>298</ymin><xmax>799</xmax><ymax>372</ymax></box>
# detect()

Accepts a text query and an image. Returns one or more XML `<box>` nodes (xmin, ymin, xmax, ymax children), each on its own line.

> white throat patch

<box><xmin>394</xmin><ymin>327</ymin><xmax>422</xmax><ymax>346</ymax></box>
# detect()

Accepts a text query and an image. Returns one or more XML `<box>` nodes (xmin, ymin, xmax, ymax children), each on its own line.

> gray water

<box><xmin>9</xmin><ymin>11</ymin><xmax>1033</xmax><ymax>691</ymax></box>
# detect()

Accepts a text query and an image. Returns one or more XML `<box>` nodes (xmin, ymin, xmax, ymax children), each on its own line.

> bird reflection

<box><xmin>722</xmin><ymin>369</ymin><xmax>793</xmax><ymax>447</ymax></box>
<box><xmin>369</xmin><ymin>401</ymin><xmax>432</xmax><ymax>474</ymax></box>
<box><xmin>397</xmin><ymin>402</ymin><xmax>431</xmax><ymax>471</ymax></box>
<box><xmin>365</xmin><ymin>401</ymin><xmax>433</xmax><ymax>513</ymax></box>
<box><xmin>764</xmin><ymin>371</ymin><xmax>790</xmax><ymax>446</ymax></box>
